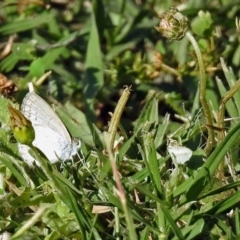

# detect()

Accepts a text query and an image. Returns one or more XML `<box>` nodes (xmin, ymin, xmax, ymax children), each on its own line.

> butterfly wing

<box><xmin>18</xmin><ymin>144</ymin><xmax>35</xmax><ymax>166</ymax></box>
<box><xmin>21</xmin><ymin>92</ymin><xmax>71</xmax><ymax>140</ymax></box>
<box><xmin>19</xmin><ymin>92</ymin><xmax>79</xmax><ymax>166</ymax></box>
<box><xmin>18</xmin><ymin>126</ymin><xmax>76</xmax><ymax>165</ymax></box>
<box><xmin>168</xmin><ymin>146</ymin><xmax>192</xmax><ymax>165</ymax></box>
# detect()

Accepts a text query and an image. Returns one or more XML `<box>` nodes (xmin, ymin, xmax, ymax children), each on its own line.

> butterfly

<box><xmin>167</xmin><ymin>139</ymin><xmax>192</xmax><ymax>166</ymax></box>
<box><xmin>18</xmin><ymin>88</ymin><xmax>80</xmax><ymax>166</ymax></box>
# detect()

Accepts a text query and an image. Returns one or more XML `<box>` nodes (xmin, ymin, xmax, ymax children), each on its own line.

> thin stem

<box><xmin>108</xmin><ymin>86</ymin><xmax>131</xmax><ymax>150</ymax></box>
<box><xmin>218</xmin><ymin>78</ymin><xmax>240</xmax><ymax>133</ymax></box>
<box><xmin>186</xmin><ymin>31</ymin><xmax>215</xmax><ymax>154</ymax></box>
<box><xmin>11</xmin><ymin>205</ymin><xmax>50</xmax><ymax>239</ymax></box>
<box><xmin>104</xmin><ymin>132</ymin><xmax>137</xmax><ymax>240</ymax></box>
<box><xmin>161</xmin><ymin>63</ymin><xmax>182</xmax><ymax>82</ymax></box>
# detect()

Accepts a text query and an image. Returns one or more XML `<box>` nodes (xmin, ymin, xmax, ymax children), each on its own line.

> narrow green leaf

<box><xmin>160</xmin><ymin>204</ymin><xmax>185</xmax><ymax>240</ymax></box>
<box><xmin>83</xmin><ymin>13</ymin><xmax>104</xmax><ymax>122</ymax></box>
<box><xmin>204</xmin><ymin>191</ymin><xmax>240</xmax><ymax>215</ymax></box>
<box><xmin>216</xmin><ymin>76</ymin><xmax>238</xmax><ymax>117</ymax></box>
<box><xmin>0</xmin><ymin>154</ymin><xmax>26</xmax><ymax>186</ymax></box>
<box><xmin>64</xmin><ymin>187</ymin><xmax>87</xmax><ymax>240</ymax></box>
<box><xmin>0</xmin><ymin>13</ymin><xmax>52</xmax><ymax>35</ymax></box>
<box><xmin>220</xmin><ymin>57</ymin><xmax>240</xmax><ymax>115</ymax></box>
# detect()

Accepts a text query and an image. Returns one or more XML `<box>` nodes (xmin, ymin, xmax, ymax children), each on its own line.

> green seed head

<box><xmin>8</xmin><ymin>105</ymin><xmax>35</xmax><ymax>146</ymax></box>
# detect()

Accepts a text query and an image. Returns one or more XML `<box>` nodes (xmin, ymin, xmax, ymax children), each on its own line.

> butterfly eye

<box><xmin>73</xmin><ymin>138</ymin><xmax>81</xmax><ymax>149</ymax></box>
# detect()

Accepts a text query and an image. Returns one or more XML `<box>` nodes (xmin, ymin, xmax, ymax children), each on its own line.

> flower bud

<box><xmin>8</xmin><ymin>105</ymin><xmax>35</xmax><ymax>145</ymax></box>
<box><xmin>155</xmin><ymin>7</ymin><xmax>190</xmax><ymax>40</ymax></box>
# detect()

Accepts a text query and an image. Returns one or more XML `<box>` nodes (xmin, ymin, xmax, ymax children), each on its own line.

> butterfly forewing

<box><xmin>21</xmin><ymin>92</ymin><xmax>71</xmax><ymax>140</ymax></box>
<box><xmin>168</xmin><ymin>146</ymin><xmax>192</xmax><ymax>165</ymax></box>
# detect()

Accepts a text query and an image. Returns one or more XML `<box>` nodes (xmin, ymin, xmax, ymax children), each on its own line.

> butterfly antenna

<box><xmin>28</xmin><ymin>82</ymin><xmax>35</xmax><ymax>92</ymax></box>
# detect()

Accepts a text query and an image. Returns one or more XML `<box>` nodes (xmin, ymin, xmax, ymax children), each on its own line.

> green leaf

<box><xmin>55</xmin><ymin>102</ymin><xmax>103</xmax><ymax>147</ymax></box>
<box><xmin>0</xmin><ymin>13</ymin><xmax>53</xmax><ymax>35</ymax></box>
<box><xmin>41</xmin><ymin>47</ymin><xmax>65</xmax><ymax>70</ymax></box>
<box><xmin>0</xmin><ymin>54</ymin><xmax>20</xmax><ymax>72</ymax></box>
<box><xmin>134</xmin><ymin>96</ymin><xmax>159</xmax><ymax>134</ymax></box>
<box><xmin>191</xmin><ymin>11</ymin><xmax>213</xmax><ymax>36</ymax></box>
<box><xmin>216</xmin><ymin>76</ymin><xmax>238</xmax><ymax>117</ymax></box>
<box><xmin>0</xmin><ymin>43</ymin><xmax>35</xmax><ymax>72</ymax></box>
<box><xmin>29</xmin><ymin>58</ymin><xmax>45</xmax><ymax>78</ymax></box>
<box><xmin>83</xmin><ymin>13</ymin><xmax>104</xmax><ymax>123</ymax></box>
<box><xmin>220</xmin><ymin>57</ymin><xmax>240</xmax><ymax>116</ymax></box>
<box><xmin>205</xmin><ymin>191</ymin><xmax>240</xmax><ymax>215</ymax></box>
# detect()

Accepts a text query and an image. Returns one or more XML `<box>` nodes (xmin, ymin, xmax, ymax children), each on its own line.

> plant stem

<box><xmin>186</xmin><ymin>31</ymin><xmax>215</xmax><ymax>154</ymax></box>
<box><xmin>108</xmin><ymin>86</ymin><xmax>131</xmax><ymax>150</ymax></box>
<box><xmin>104</xmin><ymin>132</ymin><xmax>137</xmax><ymax>240</ymax></box>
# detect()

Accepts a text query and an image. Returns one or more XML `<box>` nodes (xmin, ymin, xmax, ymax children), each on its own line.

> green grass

<box><xmin>1</xmin><ymin>0</ymin><xmax>240</xmax><ymax>239</ymax></box>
